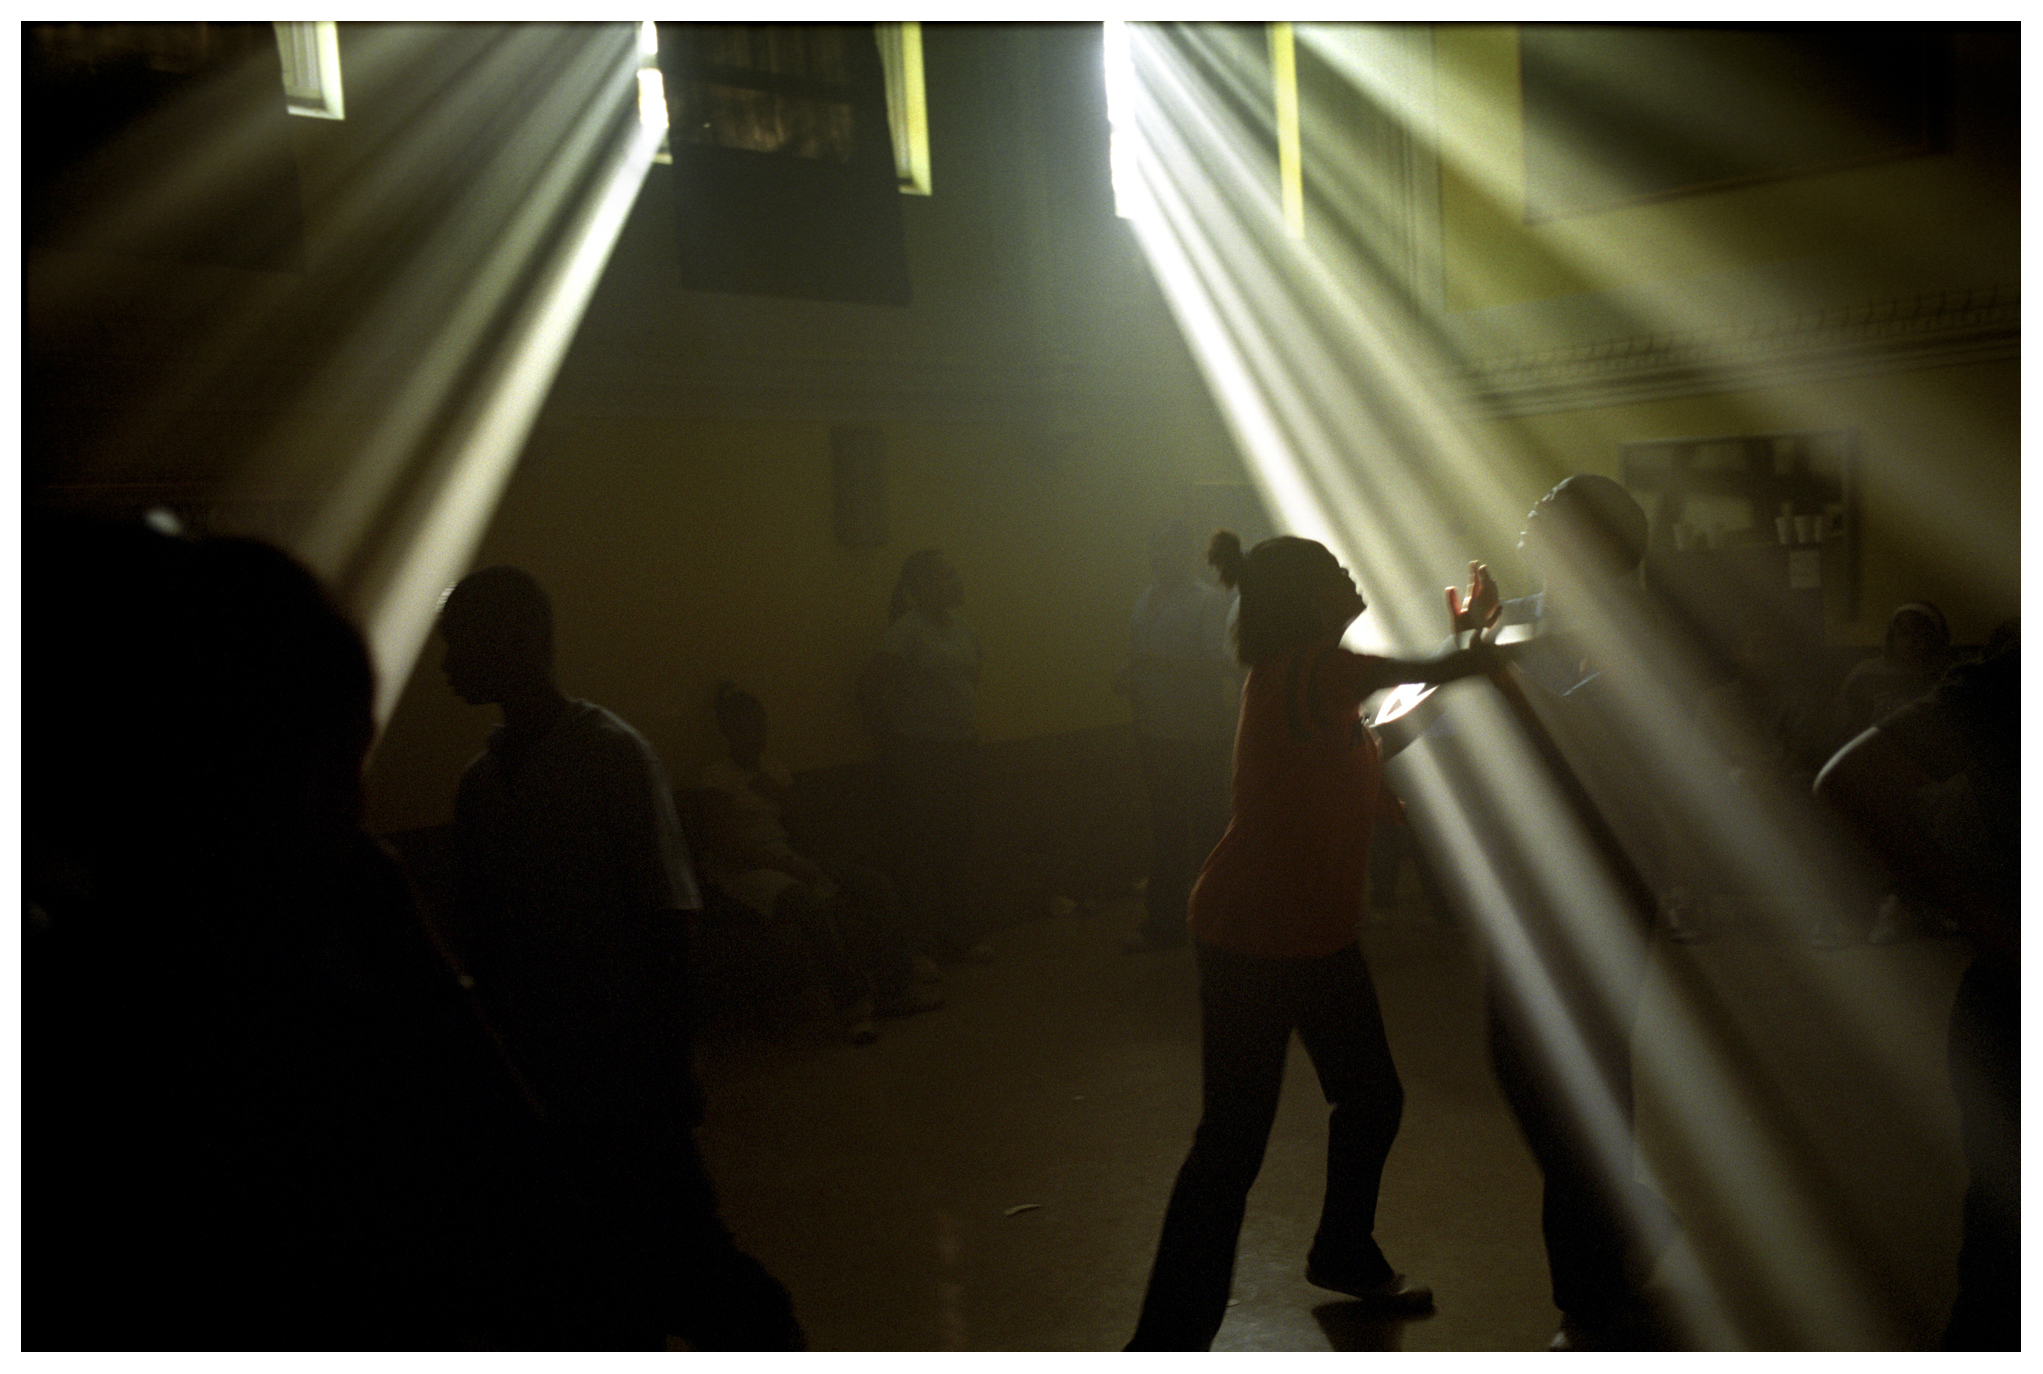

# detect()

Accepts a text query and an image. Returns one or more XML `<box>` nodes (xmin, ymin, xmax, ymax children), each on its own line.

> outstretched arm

<box><xmin>1356</xmin><ymin>562</ymin><xmax>1509</xmax><ymax>694</ymax></box>
<box><xmin>1362</xmin><ymin>640</ymin><xmax>1508</xmax><ymax>694</ymax></box>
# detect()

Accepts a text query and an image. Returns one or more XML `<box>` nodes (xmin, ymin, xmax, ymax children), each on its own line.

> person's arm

<box><xmin>699</xmin><ymin>786</ymin><xmax>822</xmax><ymax>886</ymax></box>
<box><xmin>1359</xmin><ymin>639</ymin><xmax>1512</xmax><ymax>695</ymax></box>
<box><xmin>1352</xmin><ymin>561</ymin><xmax>1511</xmax><ymax>695</ymax></box>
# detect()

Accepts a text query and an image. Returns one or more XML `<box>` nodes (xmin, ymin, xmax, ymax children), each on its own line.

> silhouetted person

<box><xmin>858</xmin><ymin>548</ymin><xmax>989</xmax><ymax>962</ymax></box>
<box><xmin>1478</xmin><ymin>475</ymin><xmax>1684</xmax><ymax>1350</ymax></box>
<box><xmin>26</xmin><ymin>518</ymin><xmax>622</xmax><ymax>1349</ymax></box>
<box><xmin>699</xmin><ymin>682</ymin><xmax>943</xmax><ymax>1043</ymax></box>
<box><xmin>1820</xmin><ymin>601</ymin><xmax>1953</xmax><ymax>758</ymax></box>
<box><xmin>1806</xmin><ymin>602</ymin><xmax>1959</xmax><ymax>945</ymax></box>
<box><xmin>439</xmin><ymin>565</ymin><xmax>802</xmax><ymax>1350</ymax></box>
<box><xmin>1115</xmin><ymin>518</ymin><xmax>1238</xmax><ymax>952</ymax></box>
<box><xmin>1815</xmin><ymin>637</ymin><xmax>2018</xmax><ymax>1351</ymax></box>
<box><xmin>1125</xmin><ymin>532</ymin><xmax>1503</xmax><ymax>1350</ymax></box>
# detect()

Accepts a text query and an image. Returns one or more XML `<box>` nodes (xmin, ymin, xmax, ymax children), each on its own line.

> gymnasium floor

<box><xmin>691</xmin><ymin>890</ymin><xmax>1972</xmax><ymax>1351</ymax></box>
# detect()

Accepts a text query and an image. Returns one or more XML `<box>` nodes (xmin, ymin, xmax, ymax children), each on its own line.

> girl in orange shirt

<box><xmin>1128</xmin><ymin>531</ymin><xmax>1500</xmax><ymax>1350</ymax></box>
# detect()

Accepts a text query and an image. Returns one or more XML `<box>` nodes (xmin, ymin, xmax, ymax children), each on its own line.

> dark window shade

<box><xmin>1520</xmin><ymin>24</ymin><xmax>1943</xmax><ymax>222</ymax></box>
<box><xmin>658</xmin><ymin>21</ymin><xmax>910</xmax><ymax>305</ymax></box>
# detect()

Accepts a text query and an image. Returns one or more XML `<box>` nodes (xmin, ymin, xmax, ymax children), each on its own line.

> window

<box><xmin>652</xmin><ymin>22</ymin><xmax>926</xmax><ymax>192</ymax></box>
<box><xmin>272</xmin><ymin>20</ymin><xmax>343</xmax><ymax>119</ymax></box>
<box><xmin>876</xmin><ymin>22</ymin><xmax>930</xmax><ymax>195</ymax></box>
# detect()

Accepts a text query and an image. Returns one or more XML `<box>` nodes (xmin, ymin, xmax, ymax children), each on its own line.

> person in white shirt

<box><xmin>1116</xmin><ymin>519</ymin><xmax>1240</xmax><ymax>952</ymax></box>
<box><xmin>859</xmin><ymin>548</ymin><xmax>990</xmax><ymax>963</ymax></box>
<box><xmin>441</xmin><ymin>565</ymin><xmax>802</xmax><ymax>1350</ymax></box>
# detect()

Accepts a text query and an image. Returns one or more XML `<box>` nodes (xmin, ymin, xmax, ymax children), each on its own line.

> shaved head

<box><xmin>439</xmin><ymin>565</ymin><xmax>554</xmax><ymax>704</ymax></box>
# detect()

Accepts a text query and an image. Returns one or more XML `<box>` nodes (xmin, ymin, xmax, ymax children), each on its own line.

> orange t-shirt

<box><xmin>1188</xmin><ymin>642</ymin><xmax>1385</xmax><ymax>959</ymax></box>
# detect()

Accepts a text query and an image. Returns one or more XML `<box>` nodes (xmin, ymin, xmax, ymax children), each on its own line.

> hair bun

<box><xmin>1206</xmin><ymin>529</ymin><xmax>1245</xmax><ymax>589</ymax></box>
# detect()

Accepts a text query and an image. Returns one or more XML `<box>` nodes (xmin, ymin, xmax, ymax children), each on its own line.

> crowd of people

<box><xmin>21</xmin><ymin>484</ymin><xmax>2015</xmax><ymax>1351</ymax></box>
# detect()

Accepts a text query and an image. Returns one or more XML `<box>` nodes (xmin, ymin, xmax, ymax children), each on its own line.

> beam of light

<box><xmin>27</xmin><ymin>23</ymin><xmax>663</xmax><ymax>734</ymax></box>
<box><xmin>353</xmin><ymin>59</ymin><xmax>665</xmax><ymax>726</ymax></box>
<box><xmin>1110</xmin><ymin>22</ymin><xmax>1995</xmax><ymax>1348</ymax></box>
<box><xmin>1393</xmin><ymin>26</ymin><xmax>2015</xmax><ymax>603</ymax></box>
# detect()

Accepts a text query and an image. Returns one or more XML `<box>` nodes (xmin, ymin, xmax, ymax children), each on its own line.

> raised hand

<box><xmin>1445</xmin><ymin>561</ymin><xmax>1501</xmax><ymax>639</ymax></box>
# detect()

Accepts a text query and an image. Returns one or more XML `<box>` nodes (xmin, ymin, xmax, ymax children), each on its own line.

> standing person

<box><xmin>1812</xmin><ymin>601</ymin><xmax>1956</xmax><ymax>945</ymax></box>
<box><xmin>1116</xmin><ymin>519</ymin><xmax>1240</xmax><ymax>953</ymax></box>
<box><xmin>1126</xmin><ymin>531</ymin><xmax>1505</xmax><ymax>1351</ymax></box>
<box><xmin>1477</xmin><ymin>475</ymin><xmax>1685</xmax><ymax>1350</ymax></box>
<box><xmin>440</xmin><ymin>566</ymin><xmax>803</xmax><ymax>1351</ymax></box>
<box><xmin>859</xmin><ymin>548</ymin><xmax>990</xmax><ymax>963</ymax></box>
<box><xmin>26</xmin><ymin>520</ymin><xmax>618</xmax><ymax>1349</ymax></box>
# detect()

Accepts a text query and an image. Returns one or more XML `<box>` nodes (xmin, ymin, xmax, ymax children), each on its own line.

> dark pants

<box><xmin>776</xmin><ymin>859</ymin><xmax>921</xmax><ymax>1006</ymax></box>
<box><xmin>1941</xmin><ymin>955</ymin><xmax>2019</xmax><ymax>1350</ymax></box>
<box><xmin>881</xmin><ymin>733</ymin><xmax>981</xmax><ymax>958</ymax></box>
<box><xmin>1484</xmin><ymin>907</ymin><xmax>1674</xmax><ymax>1321</ymax></box>
<box><xmin>1137</xmin><ymin>735</ymin><xmax>1232</xmax><ymax>944</ymax></box>
<box><xmin>1129</xmin><ymin>941</ymin><xmax>1405</xmax><ymax>1350</ymax></box>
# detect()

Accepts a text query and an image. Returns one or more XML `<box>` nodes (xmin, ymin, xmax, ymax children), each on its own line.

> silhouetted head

<box><xmin>438</xmin><ymin>565</ymin><xmax>553</xmax><ymax>705</ymax></box>
<box><xmin>28</xmin><ymin>514</ymin><xmax>377</xmax><ymax>901</ymax></box>
<box><xmin>1517</xmin><ymin>474</ymin><xmax>1649</xmax><ymax>588</ymax></box>
<box><xmin>1207</xmin><ymin>530</ymin><xmax>1363</xmax><ymax>667</ymax></box>
<box><xmin>714</xmin><ymin>681</ymin><xmax>768</xmax><ymax>762</ymax></box>
<box><xmin>890</xmin><ymin>548</ymin><xmax>963</xmax><ymax>621</ymax></box>
<box><xmin>1147</xmin><ymin>518</ymin><xmax>1198</xmax><ymax>588</ymax></box>
<box><xmin>1884</xmin><ymin>601</ymin><xmax>1950</xmax><ymax>672</ymax></box>
<box><xmin>1983</xmin><ymin>616</ymin><xmax>2018</xmax><ymax>658</ymax></box>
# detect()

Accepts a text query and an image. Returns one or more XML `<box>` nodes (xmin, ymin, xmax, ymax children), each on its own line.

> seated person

<box><xmin>1813</xmin><ymin>602</ymin><xmax>1957</xmax><ymax>944</ymax></box>
<box><xmin>1820</xmin><ymin>601</ymin><xmax>1952</xmax><ymax>756</ymax></box>
<box><xmin>698</xmin><ymin>683</ymin><xmax>942</xmax><ymax>1043</ymax></box>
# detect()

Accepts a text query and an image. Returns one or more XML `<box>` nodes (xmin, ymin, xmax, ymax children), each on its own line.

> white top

<box><xmin>1127</xmin><ymin>577</ymin><xmax>1238</xmax><ymax>741</ymax></box>
<box><xmin>700</xmin><ymin>757</ymin><xmax>796</xmax><ymax>855</ymax></box>
<box><xmin>456</xmin><ymin>700</ymin><xmax>700</xmax><ymax>938</ymax></box>
<box><xmin>879</xmin><ymin>607</ymin><xmax>982</xmax><ymax>741</ymax></box>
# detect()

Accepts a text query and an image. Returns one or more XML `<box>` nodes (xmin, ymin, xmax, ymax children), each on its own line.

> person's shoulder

<box><xmin>456</xmin><ymin>736</ymin><xmax>503</xmax><ymax>791</ymax></box>
<box><xmin>562</xmin><ymin>701</ymin><xmax>663</xmax><ymax>766</ymax></box>
<box><xmin>1918</xmin><ymin>645</ymin><xmax>2017</xmax><ymax>722</ymax></box>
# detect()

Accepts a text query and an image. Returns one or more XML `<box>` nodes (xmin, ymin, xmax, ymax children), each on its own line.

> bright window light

<box><xmin>1104</xmin><ymin>20</ymin><xmax>1142</xmax><ymax>220</ymax></box>
<box><xmin>877</xmin><ymin>22</ymin><xmax>932</xmax><ymax>195</ymax></box>
<box><xmin>1270</xmin><ymin>21</ymin><xmax>1303</xmax><ymax>239</ymax></box>
<box><xmin>640</xmin><ymin>21</ymin><xmax>673</xmax><ymax>162</ymax></box>
<box><xmin>273</xmin><ymin>20</ymin><xmax>344</xmax><ymax>120</ymax></box>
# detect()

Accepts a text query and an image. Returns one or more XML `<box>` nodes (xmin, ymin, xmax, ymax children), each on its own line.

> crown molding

<box><xmin>1448</xmin><ymin>285</ymin><xmax>2018</xmax><ymax>418</ymax></box>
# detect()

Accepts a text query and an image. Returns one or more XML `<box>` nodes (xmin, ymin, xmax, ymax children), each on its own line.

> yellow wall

<box><xmin>1431</xmin><ymin>24</ymin><xmax>2018</xmax><ymax>648</ymax></box>
<box><xmin>364</xmin><ymin>397</ymin><xmax>1250</xmax><ymax>834</ymax></box>
<box><xmin>359</xmin><ymin>24</ymin><xmax>1260</xmax><ymax>833</ymax></box>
